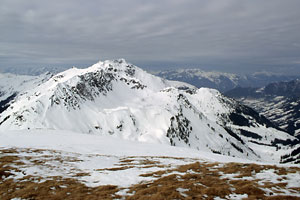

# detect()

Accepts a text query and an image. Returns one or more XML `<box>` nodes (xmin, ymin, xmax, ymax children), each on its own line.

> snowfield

<box><xmin>0</xmin><ymin>129</ymin><xmax>252</xmax><ymax>164</ymax></box>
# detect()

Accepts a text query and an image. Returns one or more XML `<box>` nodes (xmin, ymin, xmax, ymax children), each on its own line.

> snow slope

<box><xmin>0</xmin><ymin>129</ymin><xmax>247</xmax><ymax>162</ymax></box>
<box><xmin>0</xmin><ymin>59</ymin><xmax>299</xmax><ymax>163</ymax></box>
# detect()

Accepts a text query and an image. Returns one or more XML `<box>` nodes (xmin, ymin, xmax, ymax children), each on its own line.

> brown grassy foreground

<box><xmin>1</xmin><ymin>148</ymin><xmax>299</xmax><ymax>200</ymax></box>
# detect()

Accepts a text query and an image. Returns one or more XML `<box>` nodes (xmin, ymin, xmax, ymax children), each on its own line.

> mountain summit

<box><xmin>0</xmin><ymin>59</ymin><xmax>299</xmax><ymax>163</ymax></box>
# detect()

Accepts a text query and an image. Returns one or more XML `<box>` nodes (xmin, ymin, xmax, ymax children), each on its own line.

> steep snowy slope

<box><xmin>0</xmin><ymin>59</ymin><xmax>298</xmax><ymax>163</ymax></box>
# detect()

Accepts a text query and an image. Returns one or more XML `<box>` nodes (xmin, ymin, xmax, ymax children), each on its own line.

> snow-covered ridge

<box><xmin>0</xmin><ymin>59</ymin><xmax>299</xmax><ymax>164</ymax></box>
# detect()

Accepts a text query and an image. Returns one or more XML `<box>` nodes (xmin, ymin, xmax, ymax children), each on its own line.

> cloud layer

<box><xmin>1</xmin><ymin>0</ymin><xmax>300</xmax><ymax>74</ymax></box>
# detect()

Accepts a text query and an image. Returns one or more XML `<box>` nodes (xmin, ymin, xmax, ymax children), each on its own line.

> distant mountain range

<box><xmin>154</xmin><ymin>69</ymin><xmax>300</xmax><ymax>92</ymax></box>
<box><xmin>0</xmin><ymin>66</ymin><xmax>71</xmax><ymax>76</ymax></box>
<box><xmin>225</xmin><ymin>79</ymin><xmax>300</xmax><ymax>139</ymax></box>
<box><xmin>0</xmin><ymin>59</ymin><xmax>299</xmax><ymax>163</ymax></box>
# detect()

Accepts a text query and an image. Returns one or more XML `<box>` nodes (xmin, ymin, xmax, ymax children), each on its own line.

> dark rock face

<box><xmin>0</xmin><ymin>93</ymin><xmax>17</xmax><ymax>114</ymax></box>
<box><xmin>50</xmin><ymin>70</ymin><xmax>116</xmax><ymax>110</ymax></box>
<box><xmin>167</xmin><ymin>110</ymin><xmax>192</xmax><ymax>146</ymax></box>
<box><xmin>280</xmin><ymin>146</ymin><xmax>300</xmax><ymax>164</ymax></box>
<box><xmin>239</xmin><ymin>129</ymin><xmax>262</xmax><ymax>140</ymax></box>
<box><xmin>77</xmin><ymin>71</ymin><xmax>115</xmax><ymax>99</ymax></box>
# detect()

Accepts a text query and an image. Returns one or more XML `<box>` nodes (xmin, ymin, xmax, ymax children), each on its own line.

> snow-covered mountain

<box><xmin>225</xmin><ymin>80</ymin><xmax>300</xmax><ymax>140</ymax></box>
<box><xmin>0</xmin><ymin>59</ymin><xmax>299</xmax><ymax>163</ymax></box>
<box><xmin>154</xmin><ymin>69</ymin><xmax>300</xmax><ymax>92</ymax></box>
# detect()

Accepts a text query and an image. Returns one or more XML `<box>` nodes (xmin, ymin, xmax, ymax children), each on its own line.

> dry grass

<box><xmin>264</xmin><ymin>196</ymin><xmax>300</xmax><ymax>200</ymax></box>
<box><xmin>1</xmin><ymin>148</ymin><xmax>300</xmax><ymax>200</ymax></box>
<box><xmin>129</xmin><ymin>162</ymin><xmax>231</xmax><ymax>199</ymax></box>
<box><xmin>118</xmin><ymin>157</ymin><xmax>162</xmax><ymax>166</ymax></box>
<box><xmin>0</xmin><ymin>177</ymin><xmax>121</xmax><ymax>200</ymax></box>
<box><xmin>0</xmin><ymin>148</ymin><xmax>121</xmax><ymax>200</ymax></box>
<box><xmin>132</xmin><ymin>161</ymin><xmax>300</xmax><ymax>199</ymax></box>
<box><xmin>220</xmin><ymin>162</ymin><xmax>298</xmax><ymax>177</ymax></box>
<box><xmin>96</xmin><ymin>166</ymin><xmax>133</xmax><ymax>171</ymax></box>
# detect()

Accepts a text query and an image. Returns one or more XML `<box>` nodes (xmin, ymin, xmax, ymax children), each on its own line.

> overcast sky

<box><xmin>1</xmin><ymin>0</ymin><xmax>300</xmax><ymax>74</ymax></box>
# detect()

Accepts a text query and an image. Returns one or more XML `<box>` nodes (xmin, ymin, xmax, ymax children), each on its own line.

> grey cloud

<box><xmin>0</xmin><ymin>0</ymin><xmax>300</xmax><ymax>74</ymax></box>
